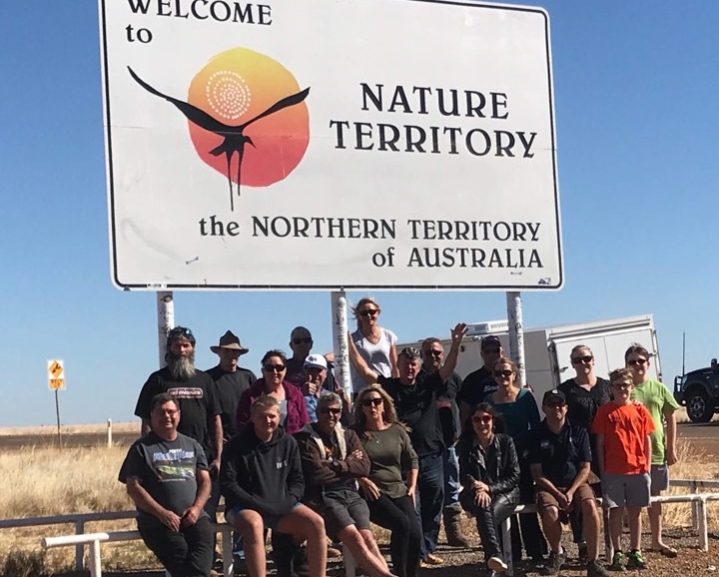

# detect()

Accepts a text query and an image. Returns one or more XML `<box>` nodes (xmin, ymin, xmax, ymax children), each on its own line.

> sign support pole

<box><xmin>54</xmin><ymin>389</ymin><xmax>63</xmax><ymax>449</ymax></box>
<box><xmin>331</xmin><ymin>290</ymin><xmax>352</xmax><ymax>399</ymax></box>
<box><xmin>157</xmin><ymin>291</ymin><xmax>175</xmax><ymax>368</ymax></box>
<box><xmin>506</xmin><ymin>291</ymin><xmax>526</xmax><ymax>388</ymax></box>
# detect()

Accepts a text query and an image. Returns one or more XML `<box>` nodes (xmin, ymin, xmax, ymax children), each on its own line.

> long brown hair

<box><xmin>352</xmin><ymin>384</ymin><xmax>408</xmax><ymax>439</ymax></box>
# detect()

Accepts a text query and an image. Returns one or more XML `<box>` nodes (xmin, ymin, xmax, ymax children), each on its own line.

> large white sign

<box><xmin>99</xmin><ymin>0</ymin><xmax>562</xmax><ymax>290</ymax></box>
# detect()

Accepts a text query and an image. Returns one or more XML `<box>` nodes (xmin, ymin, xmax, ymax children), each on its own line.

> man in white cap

<box><xmin>206</xmin><ymin>331</ymin><xmax>257</xmax><ymax>442</ymax></box>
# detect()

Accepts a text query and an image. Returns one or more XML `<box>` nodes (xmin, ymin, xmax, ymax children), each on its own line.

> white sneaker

<box><xmin>488</xmin><ymin>556</ymin><xmax>508</xmax><ymax>573</ymax></box>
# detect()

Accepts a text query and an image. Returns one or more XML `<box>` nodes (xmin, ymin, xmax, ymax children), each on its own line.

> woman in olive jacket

<box><xmin>457</xmin><ymin>402</ymin><xmax>520</xmax><ymax>574</ymax></box>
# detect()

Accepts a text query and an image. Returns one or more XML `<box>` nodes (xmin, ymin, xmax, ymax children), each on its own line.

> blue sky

<box><xmin>1</xmin><ymin>1</ymin><xmax>717</xmax><ymax>427</ymax></box>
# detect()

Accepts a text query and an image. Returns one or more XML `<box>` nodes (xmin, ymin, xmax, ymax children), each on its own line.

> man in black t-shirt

<box><xmin>457</xmin><ymin>335</ymin><xmax>503</xmax><ymax>424</ymax></box>
<box><xmin>120</xmin><ymin>393</ymin><xmax>212</xmax><ymax>577</ymax></box>
<box><xmin>350</xmin><ymin>323</ymin><xmax>467</xmax><ymax>566</ymax></box>
<box><xmin>529</xmin><ymin>390</ymin><xmax>608</xmax><ymax>577</ymax></box>
<box><xmin>285</xmin><ymin>325</ymin><xmax>336</xmax><ymax>392</ymax></box>
<box><xmin>206</xmin><ymin>330</ymin><xmax>256</xmax><ymax>442</ymax></box>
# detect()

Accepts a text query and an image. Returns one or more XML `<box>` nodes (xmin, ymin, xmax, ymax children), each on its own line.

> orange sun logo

<box><xmin>128</xmin><ymin>48</ymin><xmax>310</xmax><ymax>211</ymax></box>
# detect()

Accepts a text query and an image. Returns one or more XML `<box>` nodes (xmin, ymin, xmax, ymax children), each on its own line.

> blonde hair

<box><xmin>609</xmin><ymin>367</ymin><xmax>634</xmax><ymax>386</ymax></box>
<box><xmin>250</xmin><ymin>394</ymin><xmax>279</xmax><ymax>416</ymax></box>
<box><xmin>352</xmin><ymin>297</ymin><xmax>381</xmax><ymax>323</ymax></box>
<box><xmin>352</xmin><ymin>384</ymin><xmax>407</xmax><ymax>439</ymax></box>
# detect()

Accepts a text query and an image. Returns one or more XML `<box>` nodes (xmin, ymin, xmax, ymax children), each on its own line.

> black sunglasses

<box><xmin>359</xmin><ymin>309</ymin><xmax>379</xmax><ymax>317</ymax></box>
<box><xmin>263</xmin><ymin>364</ymin><xmax>286</xmax><ymax>372</ymax></box>
<box><xmin>627</xmin><ymin>358</ymin><xmax>647</xmax><ymax>366</ymax></box>
<box><xmin>494</xmin><ymin>370</ymin><xmax>513</xmax><ymax>378</ymax></box>
<box><xmin>319</xmin><ymin>407</ymin><xmax>342</xmax><ymax>416</ymax></box>
<box><xmin>362</xmin><ymin>397</ymin><xmax>383</xmax><ymax>407</ymax></box>
<box><xmin>572</xmin><ymin>355</ymin><xmax>593</xmax><ymax>364</ymax></box>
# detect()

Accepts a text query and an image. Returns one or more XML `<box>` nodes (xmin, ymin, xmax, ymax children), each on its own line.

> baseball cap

<box><xmin>481</xmin><ymin>335</ymin><xmax>502</xmax><ymax>350</ymax></box>
<box><xmin>542</xmin><ymin>389</ymin><xmax>566</xmax><ymax>406</ymax></box>
<box><xmin>304</xmin><ymin>354</ymin><xmax>327</xmax><ymax>370</ymax></box>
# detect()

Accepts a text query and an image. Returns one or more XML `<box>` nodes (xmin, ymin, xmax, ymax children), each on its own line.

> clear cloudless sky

<box><xmin>1</xmin><ymin>1</ymin><xmax>717</xmax><ymax>427</ymax></box>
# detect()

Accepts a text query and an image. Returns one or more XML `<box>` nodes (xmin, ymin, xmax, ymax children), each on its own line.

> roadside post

<box><xmin>47</xmin><ymin>359</ymin><xmax>65</xmax><ymax>449</ymax></box>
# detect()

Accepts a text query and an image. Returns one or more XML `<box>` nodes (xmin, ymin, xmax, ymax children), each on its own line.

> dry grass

<box><xmin>0</xmin><ymin>422</ymin><xmax>138</xmax><ymax>437</ymax></box>
<box><xmin>1</xmin><ymin>433</ymin><xmax>718</xmax><ymax>573</ymax></box>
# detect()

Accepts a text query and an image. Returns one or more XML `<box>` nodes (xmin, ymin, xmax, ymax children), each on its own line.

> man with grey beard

<box><xmin>135</xmin><ymin>326</ymin><xmax>223</xmax><ymax>494</ymax></box>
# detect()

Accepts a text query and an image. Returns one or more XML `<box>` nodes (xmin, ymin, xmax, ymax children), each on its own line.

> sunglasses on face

<box><xmin>545</xmin><ymin>402</ymin><xmax>565</xmax><ymax>409</ymax></box>
<box><xmin>292</xmin><ymin>337</ymin><xmax>312</xmax><ymax>345</ymax></box>
<box><xmin>572</xmin><ymin>355</ymin><xmax>593</xmax><ymax>364</ymax></box>
<box><xmin>494</xmin><ymin>370</ymin><xmax>513</xmax><ymax>378</ymax></box>
<box><xmin>263</xmin><ymin>364</ymin><xmax>286</xmax><ymax>372</ymax></box>
<box><xmin>359</xmin><ymin>309</ymin><xmax>379</xmax><ymax>317</ymax></box>
<box><xmin>472</xmin><ymin>415</ymin><xmax>493</xmax><ymax>424</ymax></box>
<box><xmin>627</xmin><ymin>358</ymin><xmax>647</xmax><ymax>366</ymax></box>
<box><xmin>362</xmin><ymin>397</ymin><xmax>383</xmax><ymax>407</ymax></box>
<box><xmin>483</xmin><ymin>347</ymin><xmax>501</xmax><ymax>354</ymax></box>
<box><xmin>319</xmin><ymin>407</ymin><xmax>342</xmax><ymax>416</ymax></box>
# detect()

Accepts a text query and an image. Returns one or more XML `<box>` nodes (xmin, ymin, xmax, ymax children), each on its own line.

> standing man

<box><xmin>420</xmin><ymin>337</ymin><xmax>470</xmax><ymax>548</ymax></box>
<box><xmin>351</xmin><ymin>323</ymin><xmax>467</xmax><ymax>566</ymax></box>
<box><xmin>457</xmin><ymin>335</ymin><xmax>503</xmax><ymax>424</ymax></box>
<box><xmin>625</xmin><ymin>344</ymin><xmax>680</xmax><ymax>557</ymax></box>
<box><xmin>120</xmin><ymin>393</ymin><xmax>213</xmax><ymax>577</ymax></box>
<box><xmin>529</xmin><ymin>390</ymin><xmax>609</xmax><ymax>577</ymax></box>
<box><xmin>206</xmin><ymin>330</ymin><xmax>256</xmax><ymax>442</ymax></box>
<box><xmin>286</xmin><ymin>326</ymin><xmax>336</xmax><ymax>392</ymax></box>
<box><xmin>135</xmin><ymin>327</ymin><xmax>223</xmax><ymax>527</ymax></box>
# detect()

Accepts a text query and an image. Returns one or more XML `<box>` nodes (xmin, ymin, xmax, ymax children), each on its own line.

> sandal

<box><xmin>650</xmin><ymin>545</ymin><xmax>678</xmax><ymax>558</ymax></box>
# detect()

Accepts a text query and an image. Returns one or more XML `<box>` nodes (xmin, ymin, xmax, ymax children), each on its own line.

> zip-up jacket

<box><xmin>220</xmin><ymin>424</ymin><xmax>304</xmax><ymax>517</ymax></box>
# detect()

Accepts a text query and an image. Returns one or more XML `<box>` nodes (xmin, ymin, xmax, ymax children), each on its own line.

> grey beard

<box><xmin>168</xmin><ymin>353</ymin><xmax>196</xmax><ymax>380</ymax></box>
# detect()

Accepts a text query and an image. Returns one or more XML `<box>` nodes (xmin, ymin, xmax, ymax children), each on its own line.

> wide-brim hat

<box><xmin>210</xmin><ymin>330</ymin><xmax>249</xmax><ymax>355</ymax></box>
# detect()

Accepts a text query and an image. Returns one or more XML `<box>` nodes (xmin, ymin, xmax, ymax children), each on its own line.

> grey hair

<box><xmin>318</xmin><ymin>392</ymin><xmax>343</xmax><ymax>410</ymax></box>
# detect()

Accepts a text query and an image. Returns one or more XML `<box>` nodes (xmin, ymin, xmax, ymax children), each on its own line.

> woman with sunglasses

<box><xmin>457</xmin><ymin>402</ymin><xmax>519</xmax><ymax>574</ymax></box>
<box><xmin>236</xmin><ymin>350</ymin><xmax>309</xmax><ymax>435</ymax></box>
<box><xmin>486</xmin><ymin>356</ymin><xmax>547</xmax><ymax>563</ymax></box>
<box><xmin>352</xmin><ymin>385</ymin><xmax>421</xmax><ymax>577</ymax></box>
<box><xmin>349</xmin><ymin>297</ymin><xmax>399</xmax><ymax>392</ymax></box>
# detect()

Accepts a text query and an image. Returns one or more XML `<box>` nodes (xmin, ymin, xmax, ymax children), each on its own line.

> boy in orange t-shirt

<box><xmin>592</xmin><ymin>368</ymin><xmax>654</xmax><ymax>571</ymax></box>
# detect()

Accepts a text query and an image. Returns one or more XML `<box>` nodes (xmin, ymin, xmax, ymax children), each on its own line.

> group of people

<box><xmin>119</xmin><ymin>298</ymin><xmax>681</xmax><ymax>577</ymax></box>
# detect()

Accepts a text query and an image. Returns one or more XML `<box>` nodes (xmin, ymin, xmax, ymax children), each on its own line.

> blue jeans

<box><xmin>442</xmin><ymin>445</ymin><xmax>461</xmax><ymax>509</ymax></box>
<box><xmin>415</xmin><ymin>451</ymin><xmax>445</xmax><ymax>558</ymax></box>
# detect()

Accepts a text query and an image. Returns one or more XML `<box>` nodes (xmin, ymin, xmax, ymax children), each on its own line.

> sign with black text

<box><xmin>99</xmin><ymin>0</ymin><xmax>562</xmax><ymax>290</ymax></box>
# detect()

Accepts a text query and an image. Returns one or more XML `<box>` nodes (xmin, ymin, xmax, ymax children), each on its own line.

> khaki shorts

<box><xmin>536</xmin><ymin>483</ymin><xmax>595</xmax><ymax>514</ymax></box>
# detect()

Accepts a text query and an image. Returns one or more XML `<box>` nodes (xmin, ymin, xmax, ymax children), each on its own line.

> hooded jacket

<box><xmin>295</xmin><ymin>422</ymin><xmax>370</xmax><ymax>504</ymax></box>
<box><xmin>220</xmin><ymin>423</ymin><xmax>304</xmax><ymax>517</ymax></box>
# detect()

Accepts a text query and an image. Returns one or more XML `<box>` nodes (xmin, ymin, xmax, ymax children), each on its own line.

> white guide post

<box><xmin>506</xmin><ymin>291</ymin><xmax>527</xmax><ymax>388</ymax></box>
<box><xmin>331</xmin><ymin>290</ymin><xmax>352</xmax><ymax>399</ymax></box>
<box><xmin>156</xmin><ymin>291</ymin><xmax>174</xmax><ymax>368</ymax></box>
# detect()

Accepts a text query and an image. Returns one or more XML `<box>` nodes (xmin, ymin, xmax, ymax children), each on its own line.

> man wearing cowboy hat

<box><xmin>206</xmin><ymin>330</ymin><xmax>257</xmax><ymax>443</ymax></box>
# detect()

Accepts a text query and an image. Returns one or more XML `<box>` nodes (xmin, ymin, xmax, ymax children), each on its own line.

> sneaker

<box><xmin>587</xmin><ymin>560</ymin><xmax>611</xmax><ymax>577</ymax></box>
<box><xmin>626</xmin><ymin>550</ymin><xmax>647</xmax><ymax>570</ymax></box>
<box><xmin>609</xmin><ymin>551</ymin><xmax>626</xmax><ymax>572</ymax></box>
<box><xmin>541</xmin><ymin>550</ymin><xmax>565</xmax><ymax>576</ymax></box>
<box><xmin>488</xmin><ymin>556</ymin><xmax>508</xmax><ymax>573</ymax></box>
<box><xmin>424</xmin><ymin>553</ymin><xmax>444</xmax><ymax>566</ymax></box>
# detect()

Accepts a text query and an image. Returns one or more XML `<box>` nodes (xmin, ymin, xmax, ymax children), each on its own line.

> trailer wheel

<box><xmin>686</xmin><ymin>389</ymin><xmax>713</xmax><ymax>423</ymax></box>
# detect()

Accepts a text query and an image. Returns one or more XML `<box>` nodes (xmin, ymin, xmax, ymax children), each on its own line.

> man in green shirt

<box><xmin>626</xmin><ymin>344</ymin><xmax>680</xmax><ymax>557</ymax></box>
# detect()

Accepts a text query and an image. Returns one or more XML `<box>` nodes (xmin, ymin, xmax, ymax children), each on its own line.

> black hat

<box><xmin>542</xmin><ymin>389</ymin><xmax>566</xmax><ymax>406</ymax></box>
<box><xmin>481</xmin><ymin>335</ymin><xmax>502</xmax><ymax>350</ymax></box>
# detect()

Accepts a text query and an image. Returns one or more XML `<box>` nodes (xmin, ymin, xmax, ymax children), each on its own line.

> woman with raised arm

<box><xmin>352</xmin><ymin>385</ymin><xmax>421</xmax><ymax>577</ymax></box>
<box><xmin>349</xmin><ymin>297</ymin><xmax>399</xmax><ymax>391</ymax></box>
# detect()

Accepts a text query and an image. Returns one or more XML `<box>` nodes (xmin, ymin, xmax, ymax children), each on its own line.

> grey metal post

<box><xmin>75</xmin><ymin>520</ymin><xmax>85</xmax><ymax>571</ymax></box>
<box><xmin>506</xmin><ymin>292</ymin><xmax>526</xmax><ymax>387</ymax></box>
<box><xmin>331</xmin><ymin>290</ymin><xmax>352</xmax><ymax>398</ymax></box>
<box><xmin>156</xmin><ymin>291</ymin><xmax>175</xmax><ymax>368</ymax></box>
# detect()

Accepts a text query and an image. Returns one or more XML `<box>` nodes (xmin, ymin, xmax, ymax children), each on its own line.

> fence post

<box><xmin>699</xmin><ymin>498</ymin><xmax>709</xmax><ymax>551</ymax></box>
<box><xmin>88</xmin><ymin>539</ymin><xmax>102</xmax><ymax>577</ymax></box>
<box><xmin>75</xmin><ymin>520</ymin><xmax>85</xmax><ymax>571</ymax></box>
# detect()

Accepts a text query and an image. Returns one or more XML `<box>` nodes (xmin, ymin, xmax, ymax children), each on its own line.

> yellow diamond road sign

<box><xmin>48</xmin><ymin>360</ymin><xmax>65</xmax><ymax>391</ymax></box>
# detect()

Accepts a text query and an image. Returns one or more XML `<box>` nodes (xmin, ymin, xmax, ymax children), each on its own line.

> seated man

<box><xmin>119</xmin><ymin>393</ymin><xmax>213</xmax><ymax>577</ymax></box>
<box><xmin>220</xmin><ymin>395</ymin><xmax>327</xmax><ymax>577</ymax></box>
<box><xmin>529</xmin><ymin>390</ymin><xmax>609</xmax><ymax>577</ymax></box>
<box><xmin>296</xmin><ymin>393</ymin><xmax>397</xmax><ymax>577</ymax></box>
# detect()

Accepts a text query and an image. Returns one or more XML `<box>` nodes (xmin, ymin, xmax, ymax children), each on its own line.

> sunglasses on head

<box><xmin>494</xmin><ymin>369</ymin><xmax>513</xmax><ymax>378</ymax></box>
<box><xmin>292</xmin><ymin>337</ymin><xmax>312</xmax><ymax>345</ymax></box>
<box><xmin>472</xmin><ymin>414</ymin><xmax>493</xmax><ymax>424</ymax></box>
<box><xmin>319</xmin><ymin>407</ymin><xmax>342</xmax><ymax>416</ymax></box>
<box><xmin>627</xmin><ymin>358</ymin><xmax>647</xmax><ymax>366</ymax></box>
<box><xmin>359</xmin><ymin>309</ymin><xmax>379</xmax><ymax>317</ymax></box>
<box><xmin>263</xmin><ymin>364</ymin><xmax>286</xmax><ymax>372</ymax></box>
<box><xmin>572</xmin><ymin>355</ymin><xmax>593</xmax><ymax>364</ymax></box>
<box><xmin>362</xmin><ymin>397</ymin><xmax>383</xmax><ymax>407</ymax></box>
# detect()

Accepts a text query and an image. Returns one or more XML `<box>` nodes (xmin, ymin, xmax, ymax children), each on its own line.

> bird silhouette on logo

<box><xmin>128</xmin><ymin>66</ymin><xmax>310</xmax><ymax>211</ymax></box>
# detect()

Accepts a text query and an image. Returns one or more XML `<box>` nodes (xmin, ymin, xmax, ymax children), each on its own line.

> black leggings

<box><xmin>466</xmin><ymin>493</ymin><xmax>517</xmax><ymax>562</ymax></box>
<box><xmin>367</xmin><ymin>494</ymin><xmax>421</xmax><ymax>577</ymax></box>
